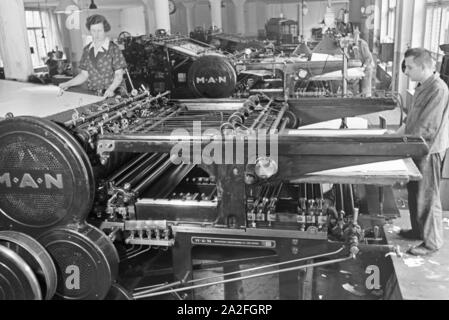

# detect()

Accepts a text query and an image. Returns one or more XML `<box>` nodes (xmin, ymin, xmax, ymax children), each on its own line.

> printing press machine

<box><xmin>0</xmin><ymin>85</ymin><xmax>427</xmax><ymax>300</ymax></box>
<box><xmin>120</xmin><ymin>32</ymin><xmax>366</xmax><ymax>100</ymax></box>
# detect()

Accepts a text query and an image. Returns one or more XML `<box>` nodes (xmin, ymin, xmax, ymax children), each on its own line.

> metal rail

<box><xmin>133</xmin><ymin>246</ymin><xmax>347</xmax><ymax>299</ymax></box>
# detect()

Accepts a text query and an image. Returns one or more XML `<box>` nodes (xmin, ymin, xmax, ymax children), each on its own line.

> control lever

<box><xmin>125</xmin><ymin>69</ymin><xmax>138</xmax><ymax>96</ymax></box>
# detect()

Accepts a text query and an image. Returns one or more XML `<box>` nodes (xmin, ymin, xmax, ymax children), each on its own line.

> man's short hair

<box><xmin>404</xmin><ymin>48</ymin><xmax>434</xmax><ymax>69</ymax></box>
<box><xmin>86</xmin><ymin>14</ymin><xmax>111</xmax><ymax>32</ymax></box>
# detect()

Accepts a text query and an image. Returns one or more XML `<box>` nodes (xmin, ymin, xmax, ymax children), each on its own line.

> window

<box><xmin>25</xmin><ymin>10</ymin><xmax>58</xmax><ymax>68</ymax></box>
<box><xmin>424</xmin><ymin>0</ymin><xmax>449</xmax><ymax>58</ymax></box>
<box><xmin>387</xmin><ymin>0</ymin><xmax>396</xmax><ymax>40</ymax></box>
<box><xmin>378</xmin><ymin>0</ymin><xmax>397</xmax><ymax>77</ymax></box>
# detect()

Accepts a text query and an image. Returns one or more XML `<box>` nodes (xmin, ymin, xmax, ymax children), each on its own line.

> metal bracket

<box><xmin>97</xmin><ymin>140</ymin><xmax>116</xmax><ymax>157</ymax></box>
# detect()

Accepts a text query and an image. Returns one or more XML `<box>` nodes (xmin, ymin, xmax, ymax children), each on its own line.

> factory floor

<box><xmin>383</xmin><ymin>209</ymin><xmax>449</xmax><ymax>300</ymax></box>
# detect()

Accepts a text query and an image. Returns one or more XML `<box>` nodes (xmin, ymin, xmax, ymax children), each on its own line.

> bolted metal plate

<box><xmin>38</xmin><ymin>224</ymin><xmax>119</xmax><ymax>300</ymax></box>
<box><xmin>187</xmin><ymin>54</ymin><xmax>237</xmax><ymax>98</ymax></box>
<box><xmin>0</xmin><ymin>116</ymin><xmax>95</xmax><ymax>236</ymax></box>
<box><xmin>0</xmin><ymin>244</ymin><xmax>42</xmax><ymax>300</ymax></box>
<box><xmin>0</xmin><ymin>231</ymin><xmax>57</xmax><ymax>300</ymax></box>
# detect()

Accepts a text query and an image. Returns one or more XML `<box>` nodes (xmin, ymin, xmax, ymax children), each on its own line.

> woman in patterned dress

<box><xmin>59</xmin><ymin>15</ymin><xmax>127</xmax><ymax>97</ymax></box>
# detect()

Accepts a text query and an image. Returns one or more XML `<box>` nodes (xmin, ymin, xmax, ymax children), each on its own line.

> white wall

<box><xmin>120</xmin><ymin>6</ymin><xmax>146</xmax><ymax>36</ymax></box>
<box><xmin>170</xmin><ymin>3</ymin><xmax>187</xmax><ymax>35</ymax></box>
<box><xmin>246</xmin><ymin>1</ymin><xmax>258</xmax><ymax>36</ymax></box>
<box><xmin>234</xmin><ymin>1</ymin><xmax>347</xmax><ymax>40</ymax></box>
<box><xmin>193</xmin><ymin>3</ymin><xmax>212</xmax><ymax>31</ymax></box>
<box><xmin>169</xmin><ymin>1</ymin><xmax>348</xmax><ymax>38</ymax></box>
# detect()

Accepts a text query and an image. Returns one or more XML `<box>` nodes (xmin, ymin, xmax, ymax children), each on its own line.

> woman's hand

<box><xmin>59</xmin><ymin>82</ymin><xmax>70</xmax><ymax>91</ymax></box>
<box><xmin>103</xmin><ymin>88</ymin><xmax>115</xmax><ymax>98</ymax></box>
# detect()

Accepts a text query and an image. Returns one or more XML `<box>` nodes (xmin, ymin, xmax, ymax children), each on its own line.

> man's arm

<box><xmin>103</xmin><ymin>69</ymin><xmax>124</xmax><ymax>98</ymax></box>
<box><xmin>59</xmin><ymin>70</ymin><xmax>89</xmax><ymax>90</ymax></box>
<box><xmin>361</xmin><ymin>41</ymin><xmax>373</xmax><ymax>68</ymax></box>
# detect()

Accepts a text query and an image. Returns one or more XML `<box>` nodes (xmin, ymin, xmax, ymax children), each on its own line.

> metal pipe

<box><xmin>269</xmin><ymin>103</ymin><xmax>289</xmax><ymax>134</ymax></box>
<box><xmin>192</xmin><ymin>245</ymin><xmax>345</xmax><ymax>287</ymax></box>
<box><xmin>255</xmin><ymin>111</ymin><xmax>271</xmax><ymax>130</ymax></box>
<box><xmin>114</xmin><ymin>153</ymin><xmax>160</xmax><ymax>186</ymax></box>
<box><xmin>122</xmin><ymin>247</ymin><xmax>151</xmax><ymax>260</ymax></box>
<box><xmin>134</xmin><ymin>282</ymin><xmax>169</xmax><ymax>292</ymax></box>
<box><xmin>108</xmin><ymin>153</ymin><xmax>152</xmax><ymax>184</ymax></box>
<box><xmin>278</xmin><ymin>118</ymin><xmax>289</xmax><ymax>133</ymax></box>
<box><xmin>64</xmin><ymin>90</ymin><xmax>153</xmax><ymax>128</ymax></box>
<box><xmin>339</xmin><ymin>184</ymin><xmax>345</xmax><ymax>213</ymax></box>
<box><xmin>249</xmin><ymin>99</ymin><xmax>274</xmax><ymax>131</ymax></box>
<box><xmin>133</xmin><ymin>157</ymin><xmax>174</xmax><ymax>195</ymax></box>
<box><xmin>134</xmin><ymin>246</ymin><xmax>344</xmax><ymax>297</ymax></box>
<box><xmin>134</xmin><ymin>254</ymin><xmax>353</xmax><ymax>299</ymax></box>
<box><xmin>126</xmin><ymin>107</ymin><xmax>175</xmax><ymax>132</ymax></box>
<box><xmin>130</xmin><ymin>107</ymin><xmax>180</xmax><ymax>133</ymax></box>
<box><xmin>77</xmin><ymin>91</ymin><xmax>171</xmax><ymax>132</ymax></box>
<box><xmin>149</xmin><ymin>164</ymin><xmax>194</xmax><ymax>199</ymax></box>
<box><xmin>127</xmin><ymin>154</ymin><xmax>168</xmax><ymax>189</ymax></box>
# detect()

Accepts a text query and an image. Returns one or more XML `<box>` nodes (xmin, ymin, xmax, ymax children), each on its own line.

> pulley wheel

<box><xmin>0</xmin><ymin>231</ymin><xmax>57</xmax><ymax>300</ymax></box>
<box><xmin>105</xmin><ymin>283</ymin><xmax>133</xmax><ymax>300</ymax></box>
<box><xmin>187</xmin><ymin>54</ymin><xmax>237</xmax><ymax>98</ymax></box>
<box><xmin>0</xmin><ymin>244</ymin><xmax>42</xmax><ymax>300</ymax></box>
<box><xmin>283</xmin><ymin>110</ymin><xmax>299</xmax><ymax>129</ymax></box>
<box><xmin>0</xmin><ymin>116</ymin><xmax>95</xmax><ymax>236</ymax></box>
<box><xmin>38</xmin><ymin>223</ymin><xmax>119</xmax><ymax>300</ymax></box>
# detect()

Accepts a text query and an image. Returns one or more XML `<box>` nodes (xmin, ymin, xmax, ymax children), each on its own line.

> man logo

<box><xmin>0</xmin><ymin>173</ymin><xmax>63</xmax><ymax>189</ymax></box>
<box><xmin>365</xmin><ymin>265</ymin><xmax>381</xmax><ymax>290</ymax></box>
<box><xmin>196</xmin><ymin>76</ymin><xmax>227</xmax><ymax>84</ymax></box>
<box><xmin>65</xmin><ymin>265</ymin><xmax>80</xmax><ymax>290</ymax></box>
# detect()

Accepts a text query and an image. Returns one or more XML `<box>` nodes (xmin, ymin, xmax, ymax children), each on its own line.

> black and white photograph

<box><xmin>0</xmin><ymin>0</ymin><xmax>448</xmax><ymax>303</ymax></box>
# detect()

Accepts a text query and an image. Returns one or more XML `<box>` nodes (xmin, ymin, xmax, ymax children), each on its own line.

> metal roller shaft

<box><xmin>115</xmin><ymin>153</ymin><xmax>161</xmax><ymax>186</ymax></box>
<box><xmin>127</xmin><ymin>154</ymin><xmax>169</xmax><ymax>189</ymax></box>
<box><xmin>79</xmin><ymin>91</ymin><xmax>171</xmax><ymax>132</ymax></box>
<box><xmin>129</xmin><ymin>107</ymin><xmax>179</xmax><ymax>133</ymax></box>
<box><xmin>150</xmin><ymin>164</ymin><xmax>195</xmax><ymax>199</ymax></box>
<box><xmin>64</xmin><ymin>90</ymin><xmax>153</xmax><ymax>128</ymax></box>
<box><xmin>278</xmin><ymin>117</ymin><xmax>289</xmax><ymax>132</ymax></box>
<box><xmin>133</xmin><ymin>157</ymin><xmax>174</xmax><ymax>195</ymax></box>
<box><xmin>249</xmin><ymin>99</ymin><xmax>274</xmax><ymax>131</ymax></box>
<box><xmin>269</xmin><ymin>103</ymin><xmax>289</xmax><ymax>134</ymax></box>
<box><xmin>108</xmin><ymin>153</ymin><xmax>151</xmax><ymax>184</ymax></box>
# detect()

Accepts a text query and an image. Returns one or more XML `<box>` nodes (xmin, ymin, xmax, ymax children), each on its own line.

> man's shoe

<box><xmin>407</xmin><ymin>243</ymin><xmax>438</xmax><ymax>256</ymax></box>
<box><xmin>398</xmin><ymin>229</ymin><xmax>421</xmax><ymax>240</ymax></box>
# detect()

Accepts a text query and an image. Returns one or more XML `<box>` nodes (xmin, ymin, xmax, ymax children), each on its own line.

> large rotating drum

<box><xmin>0</xmin><ymin>117</ymin><xmax>95</xmax><ymax>236</ymax></box>
<box><xmin>187</xmin><ymin>54</ymin><xmax>237</xmax><ymax>98</ymax></box>
<box><xmin>0</xmin><ymin>244</ymin><xmax>42</xmax><ymax>300</ymax></box>
<box><xmin>38</xmin><ymin>223</ymin><xmax>119</xmax><ymax>300</ymax></box>
<box><xmin>0</xmin><ymin>231</ymin><xmax>57</xmax><ymax>300</ymax></box>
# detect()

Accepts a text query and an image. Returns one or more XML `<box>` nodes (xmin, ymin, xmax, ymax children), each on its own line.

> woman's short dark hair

<box><xmin>86</xmin><ymin>14</ymin><xmax>111</xmax><ymax>32</ymax></box>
